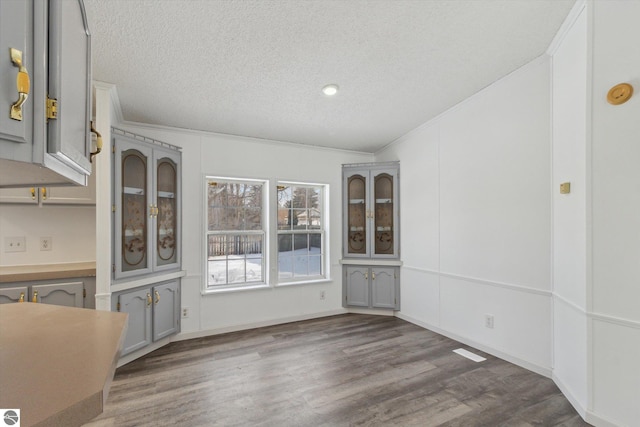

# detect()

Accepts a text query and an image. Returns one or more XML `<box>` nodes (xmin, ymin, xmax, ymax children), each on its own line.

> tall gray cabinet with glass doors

<box><xmin>342</xmin><ymin>162</ymin><xmax>400</xmax><ymax>310</ymax></box>
<box><xmin>110</xmin><ymin>128</ymin><xmax>182</xmax><ymax>357</ymax></box>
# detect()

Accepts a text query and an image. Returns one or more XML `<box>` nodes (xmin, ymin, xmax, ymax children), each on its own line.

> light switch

<box><xmin>560</xmin><ymin>182</ymin><xmax>571</xmax><ymax>194</ymax></box>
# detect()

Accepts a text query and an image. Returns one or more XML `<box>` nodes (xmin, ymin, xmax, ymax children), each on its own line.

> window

<box><xmin>206</xmin><ymin>178</ymin><xmax>265</xmax><ymax>289</ymax></box>
<box><xmin>277</xmin><ymin>183</ymin><xmax>325</xmax><ymax>282</ymax></box>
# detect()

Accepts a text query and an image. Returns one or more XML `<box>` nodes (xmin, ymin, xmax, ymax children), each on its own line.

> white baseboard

<box><xmin>395</xmin><ymin>312</ymin><xmax>552</xmax><ymax>378</ymax></box>
<box><xmin>551</xmin><ymin>373</ymin><xmax>587</xmax><ymax>419</ymax></box>
<box><xmin>174</xmin><ymin>309</ymin><xmax>348</xmax><ymax>341</ymax></box>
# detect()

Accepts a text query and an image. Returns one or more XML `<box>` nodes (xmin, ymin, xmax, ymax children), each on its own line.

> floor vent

<box><xmin>453</xmin><ymin>348</ymin><xmax>486</xmax><ymax>362</ymax></box>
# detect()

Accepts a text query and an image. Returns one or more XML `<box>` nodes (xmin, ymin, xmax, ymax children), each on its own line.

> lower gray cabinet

<box><xmin>114</xmin><ymin>280</ymin><xmax>181</xmax><ymax>356</ymax></box>
<box><xmin>32</xmin><ymin>282</ymin><xmax>83</xmax><ymax>307</ymax></box>
<box><xmin>344</xmin><ymin>265</ymin><xmax>400</xmax><ymax>310</ymax></box>
<box><xmin>0</xmin><ymin>286</ymin><xmax>28</xmax><ymax>304</ymax></box>
<box><xmin>0</xmin><ymin>280</ymin><xmax>87</xmax><ymax>308</ymax></box>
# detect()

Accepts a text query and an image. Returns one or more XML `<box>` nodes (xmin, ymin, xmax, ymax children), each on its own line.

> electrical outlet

<box><xmin>182</xmin><ymin>307</ymin><xmax>189</xmax><ymax>318</ymax></box>
<box><xmin>4</xmin><ymin>236</ymin><xmax>26</xmax><ymax>253</ymax></box>
<box><xmin>40</xmin><ymin>237</ymin><xmax>53</xmax><ymax>251</ymax></box>
<box><xmin>319</xmin><ymin>290</ymin><xmax>326</xmax><ymax>300</ymax></box>
<box><xmin>485</xmin><ymin>314</ymin><xmax>494</xmax><ymax>329</ymax></box>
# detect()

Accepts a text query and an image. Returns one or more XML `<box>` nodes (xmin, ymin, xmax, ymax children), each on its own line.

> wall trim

<box><xmin>553</xmin><ymin>293</ymin><xmax>640</xmax><ymax>329</ymax></box>
<box><xmin>118</xmin><ymin>120</ymin><xmax>375</xmax><ymax>156</ymax></box>
<box><xmin>396</xmin><ymin>312</ymin><xmax>552</xmax><ymax>378</ymax></box>
<box><xmin>546</xmin><ymin>0</ymin><xmax>587</xmax><ymax>55</ymax></box>
<box><xmin>174</xmin><ymin>309</ymin><xmax>348</xmax><ymax>341</ymax></box>
<box><xmin>589</xmin><ymin>311</ymin><xmax>640</xmax><ymax>330</ymax></box>
<box><xmin>402</xmin><ymin>265</ymin><xmax>552</xmax><ymax>297</ymax></box>
<box><xmin>553</xmin><ymin>293</ymin><xmax>586</xmax><ymax>314</ymax></box>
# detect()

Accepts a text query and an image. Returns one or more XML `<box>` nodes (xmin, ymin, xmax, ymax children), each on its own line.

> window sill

<box><xmin>275</xmin><ymin>277</ymin><xmax>332</xmax><ymax>288</ymax></box>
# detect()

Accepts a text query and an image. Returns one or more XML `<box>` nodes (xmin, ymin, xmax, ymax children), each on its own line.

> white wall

<box><xmin>116</xmin><ymin>122</ymin><xmax>372</xmax><ymax>335</ymax></box>
<box><xmin>589</xmin><ymin>1</ymin><xmax>640</xmax><ymax>425</ymax></box>
<box><xmin>0</xmin><ymin>205</ymin><xmax>95</xmax><ymax>266</ymax></box>
<box><xmin>549</xmin><ymin>2</ymin><xmax>589</xmax><ymax>416</ymax></box>
<box><xmin>377</xmin><ymin>56</ymin><xmax>553</xmax><ymax>375</ymax></box>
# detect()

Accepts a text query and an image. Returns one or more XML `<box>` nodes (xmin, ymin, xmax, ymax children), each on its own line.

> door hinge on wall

<box><xmin>116</xmin><ymin>302</ymin><xmax>120</xmax><ymax>312</ymax></box>
<box><xmin>46</xmin><ymin>97</ymin><xmax>58</xmax><ymax>120</ymax></box>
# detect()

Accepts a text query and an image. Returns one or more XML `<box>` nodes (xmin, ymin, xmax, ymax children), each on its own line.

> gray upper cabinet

<box><xmin>0</xmin><ymin>0</ymin><xmax>34</xmax><ymax>153</ymax></box>
<box><xmin>46</xmin><ymin>0</ymin><xmax>92</xmax><ymax>177</ymax></box>
<box><xmin>113</xmin><ymin>129</ymin><xmax>182</xmax><ymax>282</ymax></box>
<box><xmin>343</xmin><ymin>162</ymin><xmax>400</xmax><ymax>259</ymax></box>
<box><xmin>0</xmin><ymin>0</ymin><xmax>93</xmax><ymax>188</ymax></box>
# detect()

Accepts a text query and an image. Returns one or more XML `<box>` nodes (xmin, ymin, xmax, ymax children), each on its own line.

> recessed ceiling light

<box><xmin>322</xmin><ymin>84</ymin><xmax>339</xmax><ymax>96</ymax></box>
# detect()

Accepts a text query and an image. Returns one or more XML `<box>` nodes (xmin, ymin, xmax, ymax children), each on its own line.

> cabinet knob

<box><xmin>19</xmin><ymin>292</ymin><xmax>25</xmax><ymax>303</ymax></box>
<box><xmin>30</xmin><ymin>187</ymin><xmax>36</xmax><ymax>200</ymax></box>
<box><xmin>146</xmin><ymin>293</ymin><xmax>152</xmax><ymax>306</ymax></box>
<box><xmin>372</xmin><ymin>272</ymin><xmax>376</xmax><ymax>280</ymax></box>
<box><xmin>41</xmin><ymin>187</ymin><xmax>47</xmax><ymax>200</ymax></box>
<box><xmin>9</xmin><ymin>48</ymin><xmax>30</xmax><ymax>121</ymax></box>
<box><xmin>154</xmin><ymin>290</ymin><xmax>160</xmax><ymax>305</ymax></box>
<box><xmin>32</xmin><ymin>290</ymin><xmax>38</xmax><ymax>303</ymax></box>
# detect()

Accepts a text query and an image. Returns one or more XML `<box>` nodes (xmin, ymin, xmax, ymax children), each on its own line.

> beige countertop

<box><xmin>0</xmin><ymin>262</ymin><xmax>96</xmax><ymax>283</ymax></box>
<box><xmin>0</xmin><ymin>303</ymin><xmax>127</xmax><ymax>427</ymax></box>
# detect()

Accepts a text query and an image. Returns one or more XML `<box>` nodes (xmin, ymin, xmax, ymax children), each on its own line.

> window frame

<box><xmin>203</xmin><ymin>176</ymin><xmax>269</xmax><ymax>293</ymax></box>
<box><xmin>275</xmin><ymin>181</ymin><xmax>328</xmax><ymax>285</ymax></box>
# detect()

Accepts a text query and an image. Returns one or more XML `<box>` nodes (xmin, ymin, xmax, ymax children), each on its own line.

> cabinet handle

<box><xmin>32</xmin><ymin>290</ymin><xmax>38</xmax><ymax>303</ymax></box>
<box><xmin>372</xmin><ymin>272</ymin><xmax>376</xmax><ymax>280</ymax></box>
<box><xmin>154</xmin><ymin>290</ymin><xmax>160</xmax><ymax>304</ymax></box>
<box><xmin>364</xmin><ymin>272</ymin><xmax>368</xmax><ymax>280</ymax></box>
<box><xmin>41</xmin><ymin>187</ymin><xmax>47</xmax><ymax>200</ymax></box>
<box><xmin>30</xmin><ymin>187</ymin><xmax>36</xmax><ymax>200</ymax></box>
<box><xmin>146</xmin><ymin>293</ymin><xmax>152</xmax><ymax>306</ymax></box>
<box><xmin>9</xmin><ymin>48</ymin><xmax>30</xmax><ymax>121</ymax></box>
<box><xmin>90</xmin><ymin>121</ymin><xmax>103</xmax><ymax>163</ymax></box>
<box><xmin>149</xmin><ymin>204</ymin><xmax>154</xmax><ymax>218</ymax></box>
<box><xmin>19</xmin><ymin>292</ymin><xmax>25</xmax><ymax>303</ymax></box>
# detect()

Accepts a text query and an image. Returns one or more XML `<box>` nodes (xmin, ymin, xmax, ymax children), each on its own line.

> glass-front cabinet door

<box><xmin>343</xmin><ymin>163</ymin><xmax>399</xmax><ymax>259</ymax></box>
<box><xmin>373</xmin><ymin>171</ymin><xmax>395</xmax><ymax>256</ymax></box>
<box><xmin>154</xmin><ymin>151</ymin><xmax>180</xmax><ymax>272</ymax></box>
<box><xmin>113</xmin><ymin>131</ymin><xmax>181</xmax><ymax>281</ymax></box>
<box><xmin>346</xmin><ymin>170</ymin><xmax>368</xmax><ymax>257</ymax></box>
<box><xmin>115</xmin><ymin>142</ymin><xmax>153</xmax><ymax>279</ymax></box>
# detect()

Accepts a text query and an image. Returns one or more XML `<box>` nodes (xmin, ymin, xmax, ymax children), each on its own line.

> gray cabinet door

<box><xmin>345</xmin><ymin>266</ymin><xmax>369</xmax><ymax>307</ymax></box>
<box><xmin>0</xmin><ymin>0</ymin><xmax>34</xmax><ymax>159</ymax></box>
<box><xmin>152</xmin><ymin>281</ymin><xmax>180</xmax><ymax>341</ymax></box>
<box><xmin>0</xmin><ymin>286</ymin><xmax>28</xmax><ymax>304</ymax></box>
<box><xmin>371</xmin><ymin>267</ymin><xmax>397</xmax><ymax>309</ymax></box>
<box><xmin>32</xmin><ymin>281</ymin><xmax>83</xmax><ymax>308</ymax></box>
<box><xmin>113</xmin><ymin>137</ymin><xmax>154</xmax><ymax>280</ymax></box>
<box><xmin>118</xmin><ymin>287</ymin><xmax>153</xmax><ymax>355</ymax></box>
<box><xmin>46</xmin><ymin>0</ymin><xmax>92</xmax><ymax>176</ymax></box>
<box><xmin>152</xmin><ymin>149</ymin><xmax>181</xmax><ymax>273</ymax></box>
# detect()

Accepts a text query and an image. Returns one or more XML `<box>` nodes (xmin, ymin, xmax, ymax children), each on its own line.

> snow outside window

<box><xmin>277</xmin><ymin>183</ymin><xmax>325</xmax><ymax>282</ymax></box>
<box><xmin>206</xmin><ymin>179</ymin><xmax>265</xmax><ymax>288</ymax></box>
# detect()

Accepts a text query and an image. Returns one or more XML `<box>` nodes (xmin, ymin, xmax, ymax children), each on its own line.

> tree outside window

<box><xmin>206</xmin><ymin>179</ymin><xmax>265</xmax><ymax>288</ymax></box>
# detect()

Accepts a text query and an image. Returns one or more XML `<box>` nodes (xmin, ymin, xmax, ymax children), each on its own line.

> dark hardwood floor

<box><xmin>85</xmin><ymin>314</ymin><xmax>590</xmax><ymax>426</ymax></box>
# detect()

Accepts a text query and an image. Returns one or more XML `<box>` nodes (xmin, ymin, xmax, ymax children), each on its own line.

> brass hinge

<box><xmin>112</xmin><ymin>264</ymin><xmax>116</xmax><ymax>273</ymax></box>
<box><xmin>116</xmin><ymin>302</ymin><xmax>121</xmax><ymax>312</ymax></box>
<box><xmin>46</xmin><ymin>97</ymin><xmax>58</xmax><ymax>120</ymax></box>
<box><xmin>112</xmin><ymin>144</ymin><xmax>116</xmax><ymax>153</ymax></box>
<box><xmin>83</xmin><ymin>288</ymin><xmax>86</xmax><ymax>298</ymax></box>
<box><xmin>112</xmin><ymin>205</ymin><xmax>116</xmax><ymax>212</ymax></box>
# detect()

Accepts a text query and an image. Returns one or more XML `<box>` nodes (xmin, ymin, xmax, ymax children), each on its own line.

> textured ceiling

<box><xmin>84</xmin><ymin>0</ymin><xmax>575</xmax><ymax>153</ymax></box>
